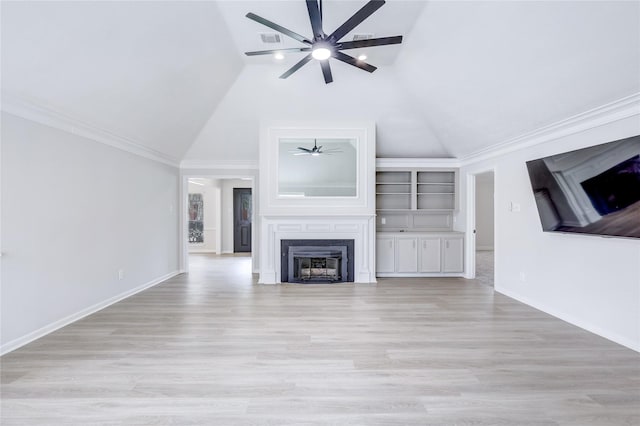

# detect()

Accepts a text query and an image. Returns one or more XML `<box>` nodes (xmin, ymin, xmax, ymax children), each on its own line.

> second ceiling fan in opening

<box><xmin>244</xmin><ymin>0</ymin><xmax>403</xmax><ymax>84</ymax></box>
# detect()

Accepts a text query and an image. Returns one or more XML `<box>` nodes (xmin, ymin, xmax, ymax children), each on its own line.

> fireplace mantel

<box><xmin>258</xmin><ymin>122</ymin><xmax>376</xmax><ymax>284</ymax></box>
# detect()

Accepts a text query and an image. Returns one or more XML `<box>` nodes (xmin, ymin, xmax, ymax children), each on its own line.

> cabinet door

<box><xmin>419</xmin><ymin>237</ymin><xmax>441</xmax><ymax>272</ymax></box>
<box><xmin>376</xmin><ymin>236</ymin><xmax>395</xmax><ymax>273</ymax></box>
<box><xmin>442</xmin><ymin>237</ymin><xmax>464</xmax><ymax>272</ymax></box>
<box><xmin>396</xmin><ymin>237</ymin><xmax>418</xmax><ymax>272</ymax></box>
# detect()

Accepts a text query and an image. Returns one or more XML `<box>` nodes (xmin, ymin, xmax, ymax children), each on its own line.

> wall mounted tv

<box><xmin>526</xmin><ymin>135</ymin><xmax>640</xmax><ymax>239</ymax></box>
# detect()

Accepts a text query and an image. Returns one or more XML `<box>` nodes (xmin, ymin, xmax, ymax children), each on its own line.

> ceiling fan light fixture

<box><xmin>311</xmin><ymin>45</ymin><xmax>332</xmax><ymax>60</ymax></box>
<box><xmin>244</xmin><ymin>0</ymin><xmax>404</xmax><ymax>83</ymax></box>
<box><xmin>274</xmin><ymin>52</ymin><xmax>285</xmax><ymax>60</ymax></box>
<box><xmin>358</xmin><ymin>54</ymin><xmax>367</xmax><ymax>61</ymax></box>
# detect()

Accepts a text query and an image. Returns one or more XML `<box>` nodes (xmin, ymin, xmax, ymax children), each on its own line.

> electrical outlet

<box><xmin>511</xmin><ymin>202</ymin><xmax>521</xmax><ymax>212</ymax></box>
<box><xmin>381</xmin><ymin>217</ymin><xmax>386</xmax><ymax>225</ymax></box>
<box><xmin>118</xmin><ymin>269</ymin><xmax>125</xmax><ymax>280</ymax></box>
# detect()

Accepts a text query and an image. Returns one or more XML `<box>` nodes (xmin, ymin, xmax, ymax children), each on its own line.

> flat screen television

<box><xmin>526</xmin><ymin>135</ymin><xmax>640</xmax><ymax>239</ymax></box>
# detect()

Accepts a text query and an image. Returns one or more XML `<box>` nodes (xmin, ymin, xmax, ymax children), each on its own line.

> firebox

<box><xmin>281</xmin><ymin>239</ymin><xmax>354</xmax><ymax>283</ymax></box>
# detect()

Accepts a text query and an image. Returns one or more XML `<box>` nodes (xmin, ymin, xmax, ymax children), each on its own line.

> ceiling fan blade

<box><xmin>328</xmin><ymin>0</ymin><xmax>385</xmax><ymax>42</ymax></box>
<box><xmin>297</xmin><ymin>147</ymin><xmax>312</xmax><ymax>152</ymax></box>
<box><xmin>334</xmin><ymin>51</ymin><xmax>377</xmax><ymax>73</ymax></box>
<box><xmin>320</xmin><ymin>61</ymin><xmax>333</xmax><ymax>84</ymax></box>
<box><xmin>306</xmin><ymin>0</ymin><xmax>324</xmax><ymax>40</ymax></box>
<box><xmin>317</xmin><ymin>145</ymin><xmax>323</xmax><ymax>150</ymax></box>
<box><xmin>280</xmin><ymin>54</ymin><xmax>313</xmax><ymax>79</ymax></box>
<box><xmin>338</xmin><ymin>35</ymin><xmax>403</xmax><ymax>50</ymax></box>
<box><xmin>245</xmin><ymin>47</ymin><xmax>312</xmax><ymax>56</ymax></box>
<box><xmin>246</xmin><ymin>12</ymin><xmax>313</xmax><ymax>45</ymax></box>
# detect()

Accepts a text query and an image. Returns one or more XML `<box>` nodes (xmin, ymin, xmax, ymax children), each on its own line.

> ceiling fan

<box><xmin>244</xmin><ymin>0</ymin><xmax>403</xmax><ymax>84</ymax></box>
<box><xmin>290</xmin><ymin>140</ymin><xmax>342</xmax><ymax>156</ymax></box>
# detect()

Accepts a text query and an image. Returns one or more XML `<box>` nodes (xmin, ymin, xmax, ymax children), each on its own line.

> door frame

<box><xmin>180</xmin><ymin>174</ymin><xmax>256</xmax><ymax>274</ymax></box>
<box><xmin>464</xmin><ymin>167</ymin><xmax>496</xmax><ymax>280</ymax></box>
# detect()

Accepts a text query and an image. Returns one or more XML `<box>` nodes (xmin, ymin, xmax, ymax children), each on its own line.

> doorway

<box><xmin>233</xmin><ymin>188</ymin><xmax>252</xmax><ymax>253</ymax></box>
<box><xmin>474</xmin><ymin>171</ymin><xmax>495</xmax><ymax>286</ymax></box>
<box><xmin>181</xmin><ymin>175</ymin><xmax>256</xmax><ymax>274</ymax></box>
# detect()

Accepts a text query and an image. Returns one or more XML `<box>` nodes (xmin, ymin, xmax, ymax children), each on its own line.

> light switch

<box><xmin>510</xmin><ymin>202</ymin><xmax>521</xmax><ymax>212</ymax></box>
<box><xmin>381</xmin><ymin>217</ymin><xmax>386</xmax><ymax>225</ymax></box>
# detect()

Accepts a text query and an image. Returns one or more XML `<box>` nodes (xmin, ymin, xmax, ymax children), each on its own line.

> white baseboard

<box><xmin>496</xmin><ymin>287</ymin><xmax>640</xmax><ymax>353</ymax></box>
<box><xmin>0</xmin><ymin>270</ymin><xmax>182</xmax><ymax>356</ymax></box>
<box><xmin>258</xmin><ymin>272</ymin><xmax>277</xmax><ymax>284</ymax></box>
<box><xmin>188</xmin><ymin>249</ymin><xmax>217</xmax><ymax>254</ymax></box>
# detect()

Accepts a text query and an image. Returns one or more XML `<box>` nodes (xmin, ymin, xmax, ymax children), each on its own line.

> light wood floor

<box><xmin>2</xmin><ymin>254</ymin><xmax>639</xmax><ymax>425</ymax></box>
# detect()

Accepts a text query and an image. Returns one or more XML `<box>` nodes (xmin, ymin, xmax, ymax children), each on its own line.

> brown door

<box><xmin>233</xmin><ymin>188</ymin><xmax>252</xmax><ymax>253</ymax></box>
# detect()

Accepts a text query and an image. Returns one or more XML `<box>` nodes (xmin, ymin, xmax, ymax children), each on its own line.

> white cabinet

<box><xmin>442</xmin><ymin>236</ymin><xmax>464</xmax><ymax>273</ymax></box>
<box><xmin>418</xmin><ymin>237</ymin><xmax>441</xmax><ymax>272</ymax></box>
<box><xmin>375</xmin><ymin>236</ymin><xmax>395</xmax><ymax>273</ymax></box>
<box><xmin>376</xmin><ymin>232</ymin><xmax>464</xmax><ymax>277</ymax></box>
<box><xmin>396</xmin><ymin>237</ymin><xmax>418</xmax><ymax>273</ymax></box>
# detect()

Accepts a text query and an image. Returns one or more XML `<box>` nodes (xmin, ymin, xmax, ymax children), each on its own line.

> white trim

<box><xmin>476</xmin><ymin>245</ymin><xmax>494</xmax><ymax>251</ymax></box>
<box><xmin>0</xmin><ymin>270</ymin><xmax>181</xmax><ymax>355</ymax></box>
<box><xmin>465</xmin><ymin>172</ymin><xmax>477</xmax><ymax>279</ymax></box>
<box><xmin>496</xmin><ymin>287</ymin><xmax>639</xmax><ymax>353</ymax></box>
<box><xmin>376</xmin><ymin>157</ymin><xmax>461</xmax><ymax>168</ymax></box>
<box><xmin>460</xmin><ymin>93</ymin><xmax>640</xmax><ymax>165</ymax></box>
<box><xmin>1</xmin><ymin>93</ymin><xmax>180</xmax><ymax>167</ymax></box>
<box><xmin>464</xmin><ymin>167</ymin><xmax>497</xmax><ymax>279</ymax></box>
<box><xmin>181</xmin><ymin>160</ymin><xmax>259</xmax><ymax>170</ymax></box>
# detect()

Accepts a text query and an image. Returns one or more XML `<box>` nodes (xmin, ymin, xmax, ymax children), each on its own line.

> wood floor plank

<box><xmin>1</xmin><ymin>254</ymin><xmax>638</xmax><ymax>425</ymax></box>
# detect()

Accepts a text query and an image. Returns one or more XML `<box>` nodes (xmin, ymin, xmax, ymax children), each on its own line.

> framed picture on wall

<box><xmin>188</xmin><ymin>193</ymin><xmax>204</xmax><ymax>243</ymax></box>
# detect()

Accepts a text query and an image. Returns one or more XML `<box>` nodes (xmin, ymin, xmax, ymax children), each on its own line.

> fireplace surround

<box><xmin>281</xmin><ymin>239</ymin><xmax>354</xmax><ymax>283</ymax></box>
<box><xmin>258</xmin><ymin>121</ymin><xmax>376</xmax><ymax>284</ymax></box>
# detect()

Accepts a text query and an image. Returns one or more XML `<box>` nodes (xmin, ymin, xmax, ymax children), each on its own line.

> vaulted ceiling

<box><xmin>2</xmin><ymin>1</ymin><xmax>639</xmax><ymax>164</ymax></box>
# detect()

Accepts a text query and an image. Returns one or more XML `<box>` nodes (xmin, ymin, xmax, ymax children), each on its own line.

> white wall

<box><xmin>188</xmin><ymin>179</ymin><xmax>220</xmax><ymax>253</ymax></box>
<box><xmin>221</xmin><ymin>179</ymin><xmax>252</xmax><ymax>254</ymax></box>
<box><xmin>183</xmin><ymin>65</ymin><xmax>446</xmax><ymax>163</ymax></box>
<box><xmin>475</xmin><ymin>173</ymin><xmax>495</xmax><ymax>250</ymax></box>
<box><xmin>1</xmin><ymin>112</ymin><xmax>180</xmax><ymax>353</ymax></box>
<box><xmin>460</xmin><ymin>112</ymin><xmax>640</xmax><ymax>351</ymax></box>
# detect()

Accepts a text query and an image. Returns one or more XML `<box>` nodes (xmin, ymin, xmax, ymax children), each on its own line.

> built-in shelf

<box><xmin>376</xmin><ymin>169</ymin><xmax>458</xmax><ymax>212</ymax></box>
<box><xmin>376</xmin><ymin>167</ymin><xmax>459</xmax><ymax>232</ymax></box>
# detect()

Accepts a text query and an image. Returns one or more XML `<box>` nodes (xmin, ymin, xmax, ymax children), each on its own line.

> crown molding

<box><xmin>460</xmin><ymin>93</ymin><xmax>640</xmax><ymax>166</ymax></box>
<box><xmin>180</xmin><ymin>159</ymin><xmax>259</xmax><ymax>170</ymax></box>
<box><xmin>1</xmin><ymin>93</ymin><xmax>180</xmax><ymax>167</ymax></box>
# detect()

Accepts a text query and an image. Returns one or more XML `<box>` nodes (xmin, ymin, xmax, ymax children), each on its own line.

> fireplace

<box><xmin>281</xmin><ymin>239</ymin><xmax>354</xmax><ymax>283</ymax></box>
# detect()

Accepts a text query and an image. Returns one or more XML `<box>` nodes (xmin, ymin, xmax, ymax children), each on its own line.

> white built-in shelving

<box><xmin>376</xmin><ymin>169</ymin><xmax>458</xmax><ymax>213</ymax></box>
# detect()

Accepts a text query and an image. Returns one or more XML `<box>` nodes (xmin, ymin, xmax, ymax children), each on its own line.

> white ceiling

<box><xmin>1</xmin><ymin>1</ymin><xmax>242</xmax><ymax>161</ymax></box>
<box><xmin>2</xmin><ymin>1</ymin><xmax>639</xmax><ymax>163</ymax></box>
<box><xmin>218</xmin><ymin>0</ymin><xmax>426</xmax><ymax>66</ymax></box>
